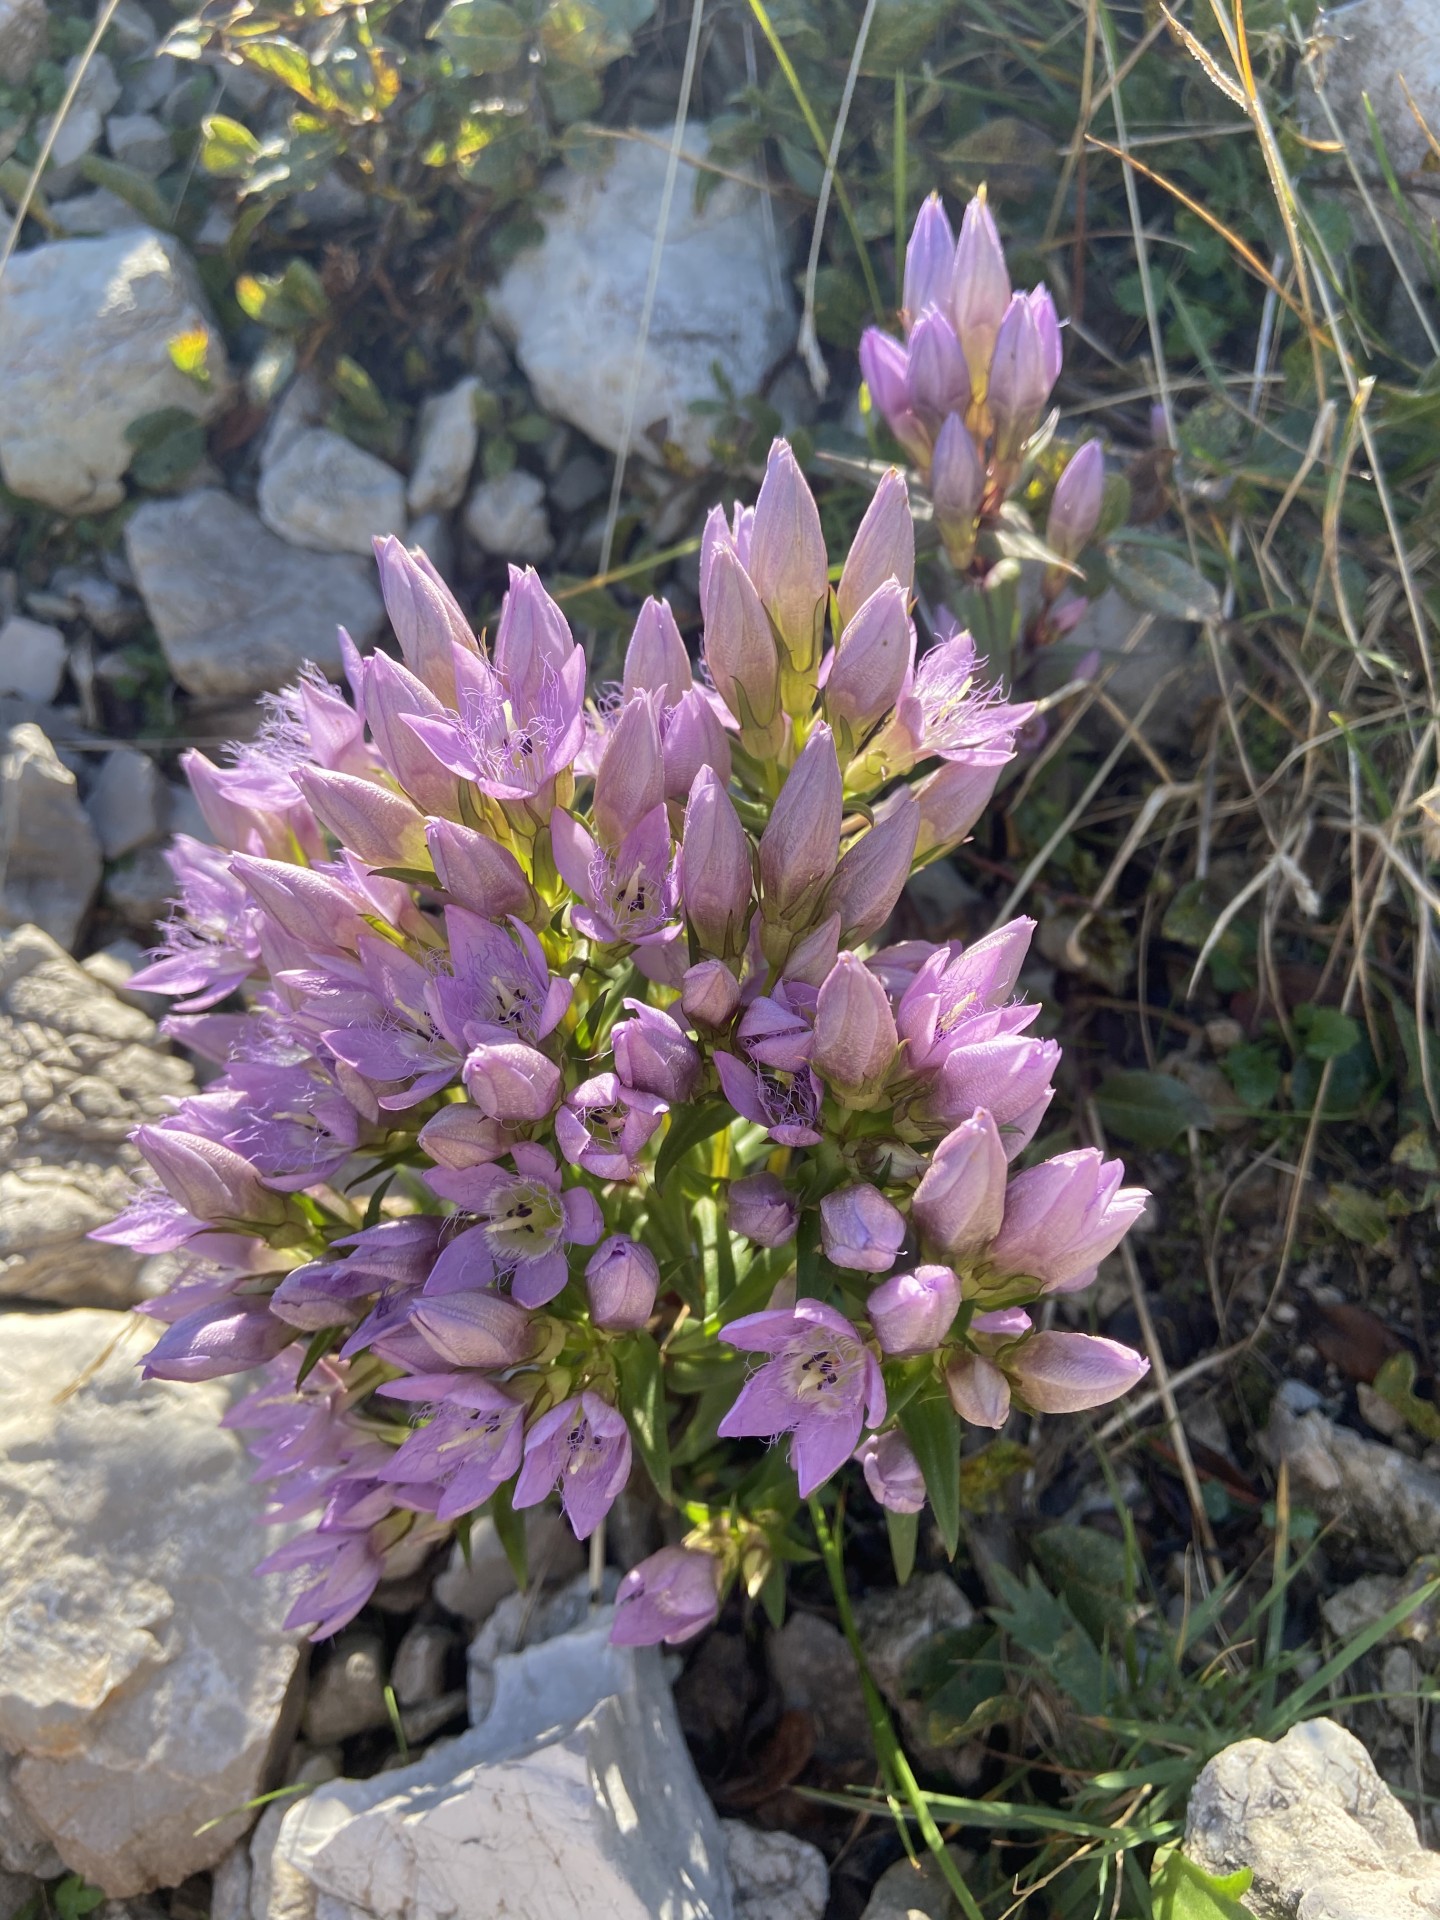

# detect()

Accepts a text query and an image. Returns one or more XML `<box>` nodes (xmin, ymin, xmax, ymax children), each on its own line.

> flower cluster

<box><xmin>861</xmin><ymin>191</ymin><xmax>1106</xmax><ymax>616</ymax></box>
<box><xmin>100</xmin><ymin>343</ymin><xmax>1148</xmax><ymax>1650</ymax></box>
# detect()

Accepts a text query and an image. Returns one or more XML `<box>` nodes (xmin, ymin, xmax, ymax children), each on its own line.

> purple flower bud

<box><xmin>988</xmin><ymin>292</ymin><xmax>1055</xmax><ymax>464</ymax></box>
<box><xmin>728</xmin><ymin>1171</ymin><xmax>798</xmax><ymax>1248</ymax></box>
<box><xmin>493</xmin><ymin>566</ymin><xmax>577</xmax><ymax>711</ymax></box>
<box><xmin>425</xmin><ymin>819</ymin><xmax>534</xmax><ymax>920</ymax></box>
<box><xmin>362</xmin><ymin>651</ymin><xmax>462</xmax><ymax>819</ymax></box>
<box><xmin>611</xmin><ymin>1545</ymin><xmax>721</xmax><ymax>1647</ymax></box>
<box><xmin>410</xmin><ymin>1289</ymin><xmax>540</xmax><ymax>1369</ymax></box>
<box><xmin>903</xmin><ymin>192</ymin><xmax>957</xmax><ymax>323</ymax></box>
<box><xmin>823</xmin><ymin>791</ymin><xmax>919</xmax><ymax>945</ymax></box>
<box><xmin>912</xmin><ymin>751</ymin><xmax>1012</xmax><ymax>860</ymax></box>
<box><xmin>867</xmin><ymin>1263</ymin><xmax>961</xmax><ymax>1357</ymax></box>
<box><xmin>613</xmin><ymin>999</ymin><xmax>701</xmax><ymax>1104</ymax></box>
<box><xmin>663</xmin><ymin>687</ymin><xmax>732</xmax><ymax>801</ymax></box>
<box><xmin>374</xmin><ymin>535</ymin><xmax>477</xmax><ymax>704</ymax></box>
<box><xmin>513</xmin><ymin>1390</ymin><xmax>632</xmax><ymax>1540</ymax></box>
<box><xmin>142</xmin><ymin>1300</ymin><xmax>294</xmax><ymax>1381</ymax></box>
<box><xmin>950</xmin><ymin>195</ymin><xmax>1011</xmax><ymax>389</ymax></box>
<box><xmin>813</xmin><ymin>953</ymin><xmax>897</xmax><ymax>1098</ymax></box>
<box><xmin>417</xmin><ymin>1105</ymin><xmax>514</xmax><ymax>1169</ymax></box>
<box><xmin>133</xmin><ymin>1124</ymin><xmax>297</xmax><ymax>1231</ymax></box>
<box><xmin>296</xmin><ymin>768</ymin><xmax>429</xmax><ymax>870</ymax></box>
<box><xmin>681</xmin><ymin>767</ymin><xmax>753</xmax><ymax>959</ymax></box>
<box><xmin>911</xmin><ymin>1110</ymin><xmax>1008</xmax><ymax>1261</ymax></box>
<box><xmin>826</xmin><ymin>580</ymin><xmax>915</xmax><ymax>740</ymax></box>
<box><xmin>462</xmin><ymin>1041</ymin><xmax>562</xmax><ymax>1123</ymax></box>
<box><xmin>907</xmin><ymin>309</ymin><xmax>972</xmax><ymax>428</ymax></box>
<box><xmin>782</xmin><ymin>911</ymin><xmax>842</xmax><ymax>988</ymax></box>
<box><xmin>820</xmin><ymin>1183</ymin><xmax>905</xmax><ymax>1273</ymax></box>
<box><xmin>1046</xmin><ymin>439</ymin><xmax>1105</xmax><ymax>565</ymax></box>
<box><xmin>682</xmin><ymin>958</ymin><xmax>741</xmax><ymax>1029</ymax></box>
<box><xmin>701</xmin><ymin>544</ymin><xmax>781</xmax><ymax>734</ymax></box>
<box><xmin>989</xmin><ymin>1149</ymin><xmax>1149</xmax><ymax>1292</ymax></box>
<box><xmin>930</xmin><ymin>414</ymin><xmax>986</xmax><ymax>567</ymax></box>
<box><xmin>855</xmin><ymin>1430</ymin><xmax>926</xmax><ymax>1513</ymax></box>
<box><xmin>945</xmin><ymin>1351</ymin><xmax>1011</xmax><ymax>1428</ymax></box>
<box><xmin>837</xmin><ymin>469</ymin><xmax>915</xmax><ymax>631</ymax></box>
<box><xmin>759</xmin><ymin>724</ymin><xmax>843</xmax><ymax>928</ymax></box>
<box><xmin>593</xmin><ymin>692</ymin><xmax>666</xmax><ymax>850</ymax></box>
<box><xmin>1003</xmin><ymin>1331</ymin><xmax>1149</xmax><ymax>1413</ymax></box>
<box><xmin>859</xmin><ymin>328</ymin><xmax>923</xmax><ymax>453</ymax></box>
<box><xmin>585</xmin><ymin>1234</ymin><xmax>660</xmax><ymax>1331</ymax></box>
<box><xmin>747</xmin><ymin>439</ymin><xmax>828</xmax><ymax>677</ymax></box>
<box><xmin>928</xmin><ymin>1034</ymin><xmax>1059</xmax><ymax>1139</ymax></box>
<box><xmin>623</xmin><ymin>596</ymin><xmax>692</xmax><ymax>702</ymax></box>
<box><xmin>230</xmin><ymin>855</ymin><xmax>366</xmax><ymax>956</ymax></box>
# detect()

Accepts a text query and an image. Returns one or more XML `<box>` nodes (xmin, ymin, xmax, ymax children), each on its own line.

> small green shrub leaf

<box><xmin>1095</xmin><ymin>1069</ymin><xmax>1212</xmax><ymax>1147</ymax></box>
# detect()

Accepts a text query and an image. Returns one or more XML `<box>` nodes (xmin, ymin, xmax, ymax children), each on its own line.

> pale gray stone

<box><xmin>301</xmin><ymin>1634</ymin><xmax>389</xmax><ymax>1746</ymax></box>
<box><xmin>0</xmin><ymin>617</ymin><xmax>66</xmax><ymax>703</ymax></box>
<box><xmin>1184</xmin><ymin>1717</ymin><xmax>1440</xmax><ymax>1918</ymax></box>
<box><xmin>407</xmin><ymin>378</ymin><xmax>480</xmax><ymax>516</ymax></box>
<box><xmin>1037</xmin><ymin>589</ymin><xmax>1207</xmax><ymax>751</ymax></box>
<box><xmin>0</xmin><ymin>0</ymin><xmax>46</xmax><ymax>85</ymax></box>
<box><xmin>49</xmin><ymin>572</ymin><xmax>136</xmax><ymax>640</ymax></box>
<box><xmin>489</xmin><ymin>124</ymin><xmax>794</xmax><ymax>468</ymax></box>
<box><xmin>0</xmin><ymin>230</ymin><xmax>230</xmax><ymax>514</ymax></box>
<box><xmin>1265</xmin><ymin>1391</ymin><xmax>1440</xmax><ymax>1560</ymax></box>
<box><xmin>41</xmin><ymin>53</ymin><xmax>120</xmax><ymax>185</ymax></box>
<box><xmin>0</xmin><ymin>922</ymin><xmax>193</xmax><ymax>1308</ymax></box>
<box><xmin>722</xmin><ymin>1821</ymin><xmax>826</xmax><ymax>1920</ymax></box>
<box><xmin>404</xmin><ymin>512</ymin><xmax>453</xmax><ymax>581</ymax></box>
<box><xmin>0</xmin><ymin>1309</ymin><xmax>303</xmax><ymax>1895</ymax></box>
<box><xmin>857</xmin><ymin>1573</ymin><xmax>983</xmax><ymax>1788</ymax></box>
<box><xmin>860</xmin><ymin>1848</ymin><xmax>975</xmax><ymax>1920</ymax></box>
<box><xmin>258</xmin><ymin>429</ymin><xmax>406</xmax><ymax>557</ymax></box>
<box><xmin>249</xmin><ymin>1756</ymin><xmax>338</xmax><ymax>1920</ymax></box>
<box><xmin>126</xmin><ymin>491</ymin><xmax>384</xmax><ymax>698</ymax></box>
<box><xmin>86</xmin><ymin>746</ymin><xmax>168</xmax><ymax>859</ymax></box>
<box><xmin>211</xmin><ymin>1845</ymin><xmax>253</xmax><ymax>1920</ymax></box>
<box><xmin>770</xmin><ymin>1612</ymin><xmax>872</xmax><ymax>1768</ymax></box>
<box><xmin>82</xmin><ymin>939</ymin><xmax>168</xmax><ymax>1017</ymax></box>
<box><xmin>0</xmin><ymin>724</ymin><xmax>101</xmax><ymax>949</ymax></box>
<box><xmin>390</xmin><ymin>1625</ymin><xmax>452</xmax><ymax>1708</ymax></box>
<box><xmin>1306</xmin><ymin>3</ymin><xmax>1440</xmax><ymax>180</ymax></box>
<box><xmin>0</xmin><ymin>1752</ymin><xmax>64</xmax><ymax>1877</ymax></box>
<box><xmin>465</xmin><ymin>1570</ymin><xmax>619</xmax><ymax>1726</ymax></box>
<box><xmin>275</xmin><ymin>1619</ymin><xmax>732</xmax><ymax>1920</ymax></box>
<box><xmin>463</xmin><ymin>469</ymin><xmax>553</xmax><ymax>561</ymax></box>
<box><xmin>104</xmin><ymin>112</ymin><xmax>172</xmax><ymax>178</ymax></box>
<box><xmin>103</xmin><ymin>844</ymin><xmax>173</xmax><ymax>930</ymax></box>
<box><xmin>0</xmin><ymin>1868</ymin><xmax>41</xmax><ymax>1920</ymax></box>
<box><xmin>48</xmin><ymin>190</ymin><xmax>145</xmax><ymax>238</ymax></box>
<box><xmin>432</xmin><ymin>1507</ymin><xmax>583</xmax><ymax>1623</ymax></box>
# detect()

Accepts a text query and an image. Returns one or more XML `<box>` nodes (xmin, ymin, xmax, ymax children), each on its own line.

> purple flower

<box><xmin>403</xmin><ymin>569</ymin><xmax>587</xmax><ymax>804</ymax></box>
<box><xmin>1002</xmin><ymin>1331</ymin><xmax>1148</xmax><ymax>1413</ymax></box>
<box><xmin>945</xmin><ymin>1351</ymin><xmax>1011</xmax><ymax>1429</ymax></box>
<box><xmin>142</xmin><ymin>1299</ymin><xmax>295</xmax><ymax>1381</ymax></box>
<box><xmin>296</xmin><ymin>768</ymin><xmax>429</xmax><ymax>870</ymax></box>
<box><xmin>585</xmin><ymin>1235</ymin><xmax>660</xmax><ymax>1331</ymax></box>
<box><xmin>896</xmin><ymin>919</ymin><xmax>1037</xmax><ymax>1072</ymax></box>
<box><xmin>715</xmin><ymin>981</ymin><xmax>823</xmax><ymax>1147</ymax></box>
<box><xmin>427</xmin><ymin>1141</ymin><xmax>602</xmax><ymax>1306</ymax></box>
<box><xmin>758</xmin><ymin>724</ymin><xmax>843</xmax><ymax>931</ymax></box>
<box><xmin>746</xmin><ymin>438</ymin><xmax>828</xmax><ymax>678</ymax></box>
<box><xmin>872</xmin><ymin>628</ymin><xmax>1035</xmax><ymax>775</ymax></box>
<box><xmin>556</xmin><ymin>1072</ymin><xmax>668</xmax><ymax>1181</ymax></box>
<box><xmin>375</xmin><ymin>1381</ymin><xmax>525</xmax><ymax>1522</ymax></box>
<box><xmin>373</xmin><ymin>534</ymin><xmax>479</xmax><ymax>704</ymax></box>
<box><xmin>408</xmin><ymin>1281</ymin><xmax>541</xmax><ymax>1366</ymax></box>
<box><xmin>551</xmin><ymin>805</ymin><xmax>680</xmax><ymax>949</ymax></box>
<box><xmin>823</xmin><ymin>793</ymin><xmax>919</xmax><ymax>947</ymax></box>
<box><xmin>611</xmin><ymin>1546</ymin><xmax>721</xmax><ymax>1647</ymax></box>
<box><xmin>612</xmin><ymin>999</ymin><xmax>701</xmax><ymax>1104</ymax></box>
<box><xmin>661</xmin><ymin>686</ymin><xmax>733</xmax><ymax>802</ymax></box>
<box><xmin>680</xmin><ymin>767</ymin><xmax>752</xmax><ymax>961</ymax></box>
<box><xmin>171</xmin><ymin>1062</ymin><xmax>362</xmax><ymax>1193</ymax></box>
<box><xmin>951</xmin><ymin>194</ymin><xmax>1012</xmax><ymax>386</ymax></box>
<box><xmin>813</xmin><ymin>953</ymin><xmax>897</xmax><ymax>1100</ymax></box>
<box><xmin>133</xmin><ymin>1124</ymin><xmax>299</xmax><ymax>1231</ymax></box>
<box><xmin>127</xmin><ymin>837</ymin><xmax>260</xmax><ymax>1011</ymax></box>
<box><xmin>904</xmin><ymin>192</ymin><xmax>957</xmax><ymax>323</ymax></box>
<box><xmin>682</xmin><ymin>958</ymin><xmax>741</xmax><ymax>1029</ymax></box>
<box><xmin>363</xmin><ymin>650</ymin><xmax>464</xmax><ymax>819</ymax></box>
<box><xmin>728</xmin><ymin>1172</ymin><xmax>798</xmax><ymax>1248</ymax></box>
<box><xmin>988</xmin><ymin>1149</ymin><xmax>1148</xmax><ymax>1294</ymax></box>
<box><xmin>718</xmin><ymin>1300</ymin><xmax>885</xmax><ymax>1496</ymax></box>
<box><xmin>908</xmin><ymin>309</ymin><xmax>971</xmax><ymax>431</ymax></box>
<box><xmin>855</xmin><ymin>1430</ymin><xmax>926</xmax><ymax>1513</ymax></box>
<box><xmin>988</xmin><ymin>289</ymin><xmax>1060</xmax><ymax>464</ymax></box>
<box><xmin>513</xmin><ymin>1391</ymin><xmax>632</xmax><ymax>1540</ymax></box>
<box><xmin>825</xmin><ymin>579</ymin><xmax>915</xmax><ymax>744</ymax></box>
<box><xmin>911</xmin><ymin>1110</ymin><xmax>1008</xmax><ymax>1261</ymax></box>
<box><xmin>866</xmin><ymin>1264</ymin><xmax>961</xmax><ymax>1357</ymax></box>
<box><xmin>623</xmin><ymin>595</ymin><xmax>692</xmax><ymax>701</ymax></box>
<box><xmin>1047</xmin><ymin>440</ymin><xmax>1105</xmax><ymax>564</ymax></box>
<box><xmin>836</xmin><ymin>469</ymin><xmax>915</xmax><ymax>630</ymax></box>
<box><xmin>819</xmin><ymin>1183</ymin><xmax>906</xmax><ymax>1273</ymax></box>
<box><xmin>425</xmin><ymin>819</ymin><xmax>534</xmax><ymax>920</ymax></box>
<box><xmin>701</xmin><ymin>538</ymin><xmax>782</xmax><ymax>741</ymax></box>
<box><xmin>930</xmin><ymin>414</ymin><xmax>985</xmax><ymax>566</ymax></box>
<box><xmin>463</xmin><ymin>1041</ymin><xmax>563</xmax><ymax>1124</ymax></box>
<box><xmin>593</xmin><ymin>691</ymin><xmax>667</xmax><ymax>850</ymax></box>
<box><xmin>924</xmin><ymin>1034</ymin><xmax>1059</xmax><ymax>1150</ymax></box>
<box><xmin>257</xmin><ymin>1528</ymin><xmax>386</xmax><ymax>1639</ymax></box>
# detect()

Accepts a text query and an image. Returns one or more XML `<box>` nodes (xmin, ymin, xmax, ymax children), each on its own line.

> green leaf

<box><xmin>431</xmin><ymin>0</ymin><xmax>528</xmax><ymax>72</ymax></box>
<box><xmin>1095</xmin><ymin>1069</ymin><xmax>1211</xmax><ymax>1147</ymax></box>
<box><xmin>653</xmin><ymin>1099</ymin><xmax>731</xmax><ymax>1188</ymax></box>
<box><xmin>1224</xmin><ymin>1042</ymin><xmax>1283</xmax><ymax>1111</ymax></box>
<box><xmin>1294</xmin><ymin>1003</ymin><xmax>1361</xmax><ymax>1061</ymax></box>
<box><xmin>123</xmin><ymin>407</ymin><xmax>207</xmax><ymax>490</ymax></box>
<box><xmin>903</xmin><ymin>1622</ymin><xmax>1012</xmax><ymax>1743</ymax></box>
<box><xmin>1150</xmin><ymin>1846</ymin><xmax>1255</xmax><ymax>1919</ymax></box>
<box><xmin>1031</xmin><ymin>1524</ymin><xmax>1132</xmax><ymax>1644</ymax></box>
<box><xmin>1321</xmin><ymin>1181</ymin><xmax>1392</xmax><ymax>1249</ymax></box>
<box><xmin>988</xmin><ymin>1566</ymin><xmax>1108</xmax><ymax>1715</ymax></box>
<box><xmin>885</xmin><ymin>1505</ymin><xmax>918</xmax><ymax>1587</ymax></box>
<box><xmin>77</xmin><ymin>153</ymin><xmax>173</xmax><ymax>229</ymax></box>
<box><xmin>1372</xmin><ymin>1351</ymin><xmax>1440</xmax><ymax>1443</ymax></box>
<box><xmin>616</xmin><ymin>1331</ymin><xmax>672</xmax><ymax>1499</ymax></box>
<box><xmin>1105</xmin><ymin>540</ymin><xmax>1222</xmax><ymax>622</ymax></box>
<box><xmin>899</xmin><ymin>1383</ymin><xmax>961</xmax><ymax>1557</ymax></box>
<box><xmin>296</xmin><ymin>1325</ymin><xmax>341</xmax><ymax>1384</ymax></box>
<box><xmin>199</xmin><ymin>112</ymin><xmax>262</xmax><ymax>176</ymax></box>
<box><xmin>489</xmin><ymin>1479</ymin><xmax>528</xmax><ymax>1589</ymax></box>
<box><xmin>55</xmin><ymin>1880</ymin><xmax>106</xmax><ymax>1920</ymax></box>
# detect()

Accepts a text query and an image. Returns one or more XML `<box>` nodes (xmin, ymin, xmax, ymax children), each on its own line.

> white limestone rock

<box><xmin>464</xmin><ymin>469</ymin><xmax>552</xmax><ymax>561</ymax></box>
<box><xmin>432</xmin><ymin>1506</ymin><xmax>583</xmax><ymax>1624</ymax></box>
<box><xmin>272</xmin><ymin>1618</ymin><xmax>733</xmax><ymax>1920</ymax></box>
<box><xmin>1265</xmin><ymin>1384</ymin><xmax>1440</xmax><ymax>1560</ymax></box>
<box><xmin>0</xmin><ymin>922</ymin><xmax>193</xmax><ymax>1307</ymax></box>
<box><xmin>722</xmin><ymin>1822</ymin><xmax>827</xmax><ymax>1920</ymax></box>
<box><xmin>0</xmin><ymin>724</ymin><xmax>101</xmax><ymax>950</ymax></box>
<box><xmin>0</xmin><ymin>1309</ymin><xmax>303</xmax><ymax>1895</ymax></box>
<box><xmin>126</xmin><ymin>490</ymin><xmax>384</xmax><ymax>698</ymax></box>
<box><xmin>86</xmin><ymin>745</ymin><xmax>168</xmax><ymax>860</ymax></box>
<box><xmin>1184</xmin><ymin>1717</ymin><xmax>1440</xmax><ymax>1918</ymax></box>
<box><xmin>104</xmin><ymin>112</ymin><xmax>172</xmax><ymax>178</ymax></box>
<box><xmin>0</xmin><ymin>229</ymin><xmax>230</xmax><ymax>514</ymax></box>
<box><xmin>41</xmin><ymin>52</ymin><xmax>119</xmax><ymax>186</ymax></box>
<box><xmin>407</xmin><ymin>378</ymin><xmax>480</xmax><ymax>515</ymax></box>
<box><xmin>1304</xmin><ymin>2</ymin><xmax>1440</xmax><ymax>180</ymax></box>
<box><xmin>0</xmin><ymin>617</ymin><xmax>66</xmax><ymax>703</ymax></box>
<box><xmin>258</xmin><ymin>428</ymin><xmax>406</xmax><ymax>557</ymax></box>
<box><xmin>488</xmin><ymin>125</ymin><xmax>795</xmax><ymax>468</ymax></box>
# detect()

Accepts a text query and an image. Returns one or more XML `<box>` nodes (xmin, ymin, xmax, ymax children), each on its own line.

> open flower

<box><xmin>611</xmin><ymin>1546</ymin><xmax>722</xmax><ymax>1646</ymax></box>
<box><xmin>513</xmin><ymin>1391</ymin><xmax>632</xmax><ymax>1540</ymax></box>
<box><xmin>426</xmin><ymin>1142</ymin><xmax>602</xmax><ymax>1306</ymax></box>
<box><xmin>719</xmin><ymin>1301</ymin><xmax>886</xmax><ymax>1496</ymax></box>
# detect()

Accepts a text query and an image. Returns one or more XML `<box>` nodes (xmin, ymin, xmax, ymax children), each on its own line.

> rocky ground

<box><xmin>4</xmin><ymin>0</ymin><xmax>1440</xmax><ymax>1915</ymax></box>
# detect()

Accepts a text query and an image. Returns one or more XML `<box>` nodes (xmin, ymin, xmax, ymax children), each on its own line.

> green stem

<box><xmin>808</xmin><ymin>1497</ymin><xmax>987</xmax><ymax>1920</ymax></box>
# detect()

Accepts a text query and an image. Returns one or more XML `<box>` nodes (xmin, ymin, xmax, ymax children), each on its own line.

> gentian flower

<box><xmin>513</xmin><ymin>1391</ymin><xmax>632</xmax><ymax>1540</ymax></box>
<box><xmin>719</xmin><ymin>1301</ymin><xmax>886</xmax><ymax>1496</ymax></box>
<box><xmin>611</xmin><ymin>1546</ymin><xmax>721</xmax><ymax>1646</ymax></box>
